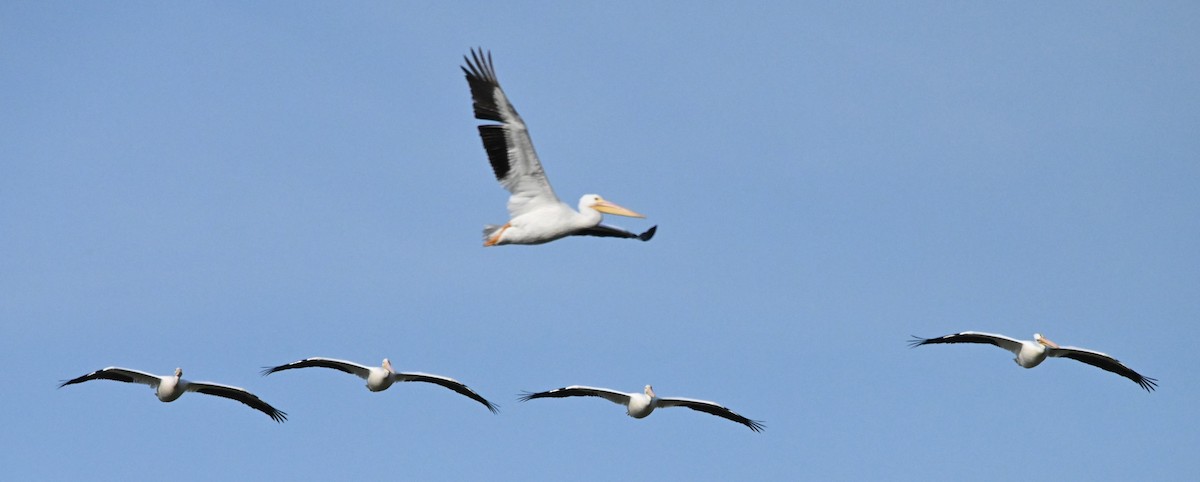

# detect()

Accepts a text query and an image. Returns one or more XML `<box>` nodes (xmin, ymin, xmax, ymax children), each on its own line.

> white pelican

<box><xmin>261</xmin><ymin>357</ymin><xmax>498</xmax><ymax>413</ymax></box>
<box><xmin>518</xmin><ymin>385</ymin><xmax>764</xmax><ymax>432</ymax></box>
<box><xmin>59</xmin><ymin>367</ymin><xmax>287</xmax><ymax>422</ymax></box>
<box><xmin>909</xmin><ymin>331</ymin><xmax>1157</xmax><ymax>392</ymax></box>
<box><xmin>462</xmin><ymin>48</ymin><xmax>656</xmax><ymax>246</ymax></box>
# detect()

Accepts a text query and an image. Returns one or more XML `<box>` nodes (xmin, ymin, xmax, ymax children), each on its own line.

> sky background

<box><xmin>3</xmin><ymin>2</ymin><xmax>1197</xmax><ymax>480</ymax></box>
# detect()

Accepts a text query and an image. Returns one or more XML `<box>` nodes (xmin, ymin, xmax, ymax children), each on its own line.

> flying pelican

<box><xmin>59</xmin><ymin>367</ymin><xmax>287</xmax><ymax>422</ymax></box>
<box><xmin>909</xmin><ymin>331</ymin><xmax>1157</xmax><ymax>392</ymax></box>
<box><xmin>462</xmin><ymin>48</ymin><xmax>656</xmax><ymax>246</ymax></box>
<box><xmin>519</xmin><ymin>385</ymin><xmax>764</xmax><ymax>432</ymax></box>
<box><xmin>261</xmin><ymin>357</ymin><xmax>498</xmax><ymax>413</ymax></box>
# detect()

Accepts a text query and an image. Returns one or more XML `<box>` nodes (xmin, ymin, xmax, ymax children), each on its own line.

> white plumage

<box><xmin>519</xmin><ymin>384</ymin><xmax>764</xmax><ymax>432</ymax></box>
<box><xmin>262</xmin><ymin>357</ymin><xmax>498</xmax><ymax>413</ymax></box>
<box><xmin>60</xmin><ymin>367</ymin><xmax>287</xmax><ymax>422</ymax></box>
<box><xmin>463</xmin><ymin>48</ymin><xmax>655</xmax><ymax>246</ymax></box>
<box><xmin>910</xmin><ymin>331</ymin><xmax>1157</xmax><ymax>391</ymax></box>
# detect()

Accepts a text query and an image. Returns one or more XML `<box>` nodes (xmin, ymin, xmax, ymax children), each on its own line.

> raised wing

<box><xmin>188</xmin><ymin>381</ymin><xmax>288</xmax><ymax>422</ymax></box>
<box><xmin>518</xmin><ymin>385</ymin><xmax>632</xmax><ymax>406</ymax></box>
<box><xmin>657</xmin><ymin>396</ymin><xmax>765</xmax><ymax>432</ymax></box>
<box><xmin>59</xmin><ymin>367</ymin><xmax>162</xmax><ymax>389</ymax></box>
<box><xmin>462</xmin><ymin>48</ymin><xmax>561</xmax><ymax>217</ymax></box>
<box><xmin>393</xmin><ymin>372</ymin><xmax>499</xmax><ymax>413</ymax></box>
<box><xmin>1048</xmin><ymin>346</ymin><xmax>1158</xmax><ymax>392</ymax></box>
<box><xmin>571</xmin><ymin>224</ymin><xmax>657</xmax><ymax>241</ymax></box>
<box><xmin>909</xmin><ymin>331</ymin><xmax>1025</xmax><ymax>355</ymax></box>
<box><xmin>260</xmin><ymin>357</ymin><xmax>372</xmax><ymax>380</ymax></box>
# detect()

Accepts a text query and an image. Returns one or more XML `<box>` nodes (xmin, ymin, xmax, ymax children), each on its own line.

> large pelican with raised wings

<box><xmin>59</xmin><ymin>367</ymin><xmax>287</xmax><ymax>422</ymax></box>
<box><xmin>462</xmin><ymin>48</ymin><xmax>656</xmax><ymax>246</ymax></box>
<box><xmin>909</xmin><ymin>331</ymin><xmax>1157</xmax><ymax>392</ymax></box>
<box><xmin>519</xmin><ymin>385</ymin><xmax>764</xmax><ymax>432</ymax></box>
<box><xmin>261</xmin><ymin>357</ymin><xmax>498</xmax><ymax>413</ymax></box>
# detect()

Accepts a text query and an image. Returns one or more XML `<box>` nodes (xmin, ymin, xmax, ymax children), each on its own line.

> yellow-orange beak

<box><xmin>592</xmin><ymin>199</ymin><xmax>645</xmax><ymax>218</ymax></box>
<box><xmin>1037</xmin><ymin>336</ymin><xmax>1059</xmax><ymax>348</ymax></box>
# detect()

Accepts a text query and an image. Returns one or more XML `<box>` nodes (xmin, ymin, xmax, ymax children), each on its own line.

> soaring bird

<box><xmin>462</xmin><ymin>48</ymin><xmax>655</xmax><ymax>246</ymax></box>
<box><xmin>909</xmin><ymin>331</ymin><xmax>1157</xmax><ymax>392</ymax></box>
<box><xmin>519</xmin><ymin>384</ymin><xmax>763</xmax><ymax>432</ymax></box>
<box><xmin>262</xmin><ymin>357</ymin><xmax>498</xmax><ymax>413</ymax></box>
<box><xmin>60</xmin><ymin>367</ymin><xmax>287</xmax><ymax>422</ymax></box>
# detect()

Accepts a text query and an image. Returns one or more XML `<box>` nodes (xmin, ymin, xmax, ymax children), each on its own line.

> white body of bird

<box><xmin>462</xmin><ymin>49</ymin><xmax>655</xmax><ymax>246</ymax></box>
<box><xmin>261</xmin><ymin>357</ymin><xmax>498</xmax><ymax>413</ymax></box>
<box><xmin>909</xmin><ymin>331</ymin><xmax>1157</xmax><ymax>392</ymax></box>
<box><xmin>519</xmin><ymin>384</ymin><xmax>764</xmax><ymax>431</ymax></box>
<box><xmin>60</xmin><ymin>366</ymin><xmax>287</xmax><ymax>422</ymax></box>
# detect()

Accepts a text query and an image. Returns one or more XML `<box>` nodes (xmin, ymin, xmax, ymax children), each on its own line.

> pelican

<box><xmin>462</xmin><ymin>48</ymin><xmax>656</xmax><ymax>246</ymax></box>
<box><xmin>59</xmin><ymin>367</ymin><xmax>287</xmax><ymax>422</ymax></box>
<box><xmin>909</xmin><ymin>331</ymin><xmax>1157</xmax><ymax>392</ymax></box>
<box><xmin>261</xmin><ymin>358</ymin><xmax>498</xmax><ymax>413</ymax></box>
<box><xmin>518</xmin><ymin>385</ymin><xmax>764</xmax><ymax>432</ymax></box>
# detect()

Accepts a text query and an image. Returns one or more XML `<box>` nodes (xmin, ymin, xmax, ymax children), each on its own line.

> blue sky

<box><xmin>3</xmin><ymin>2</ymin><xmax>1197</xmax><ymax>480</ymax></box>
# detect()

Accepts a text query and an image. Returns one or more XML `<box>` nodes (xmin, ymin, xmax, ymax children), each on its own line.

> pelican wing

<box><xmin>260</xmin><ymin>357</ymin><xmax>372</xmax><ymax>380</ymax></box>
<box><xmin>657</xmin><ymin>396</ymin><xmax>765</xmax><ymax>432</ymax></box>
<box><xmin>393</xmin><ymin>372</ymin><xmax>499</xmax><ymax>413</ymax></box>
<box><xmin>59</xmin><ymin>367</ymin><xmax>162</xmax><ymax>389</ymax></box>
<box><xmin>462</xmin><ymin>48</ymin><xmax>560</xmax><ymax>217</ymax></box>
<box><xmin>518</xmin><ymin>385</ymin><xmax>632</xmax><ymax>406</ymax></box>
<box><xmin>188</xmin><ymin>381</ymin><xmax>288</xmax><ymax>422</ymax></box>
<box><xmin>908</xmin><ymin>331</ymin><xmax>1025</xmax><ymax>355</ymax></box>
<box><xmin>1048</xmin><ymin>346</ymin><xmax>1158</xmax><ymax>392</ymax></box>
<box><xmin>571</xmin><ymin>224</ymin><xmax>657</xmax><ymax>241</ymax></box>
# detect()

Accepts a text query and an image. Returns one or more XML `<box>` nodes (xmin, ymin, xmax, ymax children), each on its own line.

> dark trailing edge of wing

<box><xmin>477</xmin><ymin>125</ymin><xmax>512</xmax><ymax>181</ymax></box>
<box><xmin>192</xmin><ymin>386</ymin><xmax>289</xmax><ymax>423</ymax></box>
<box><xmin>1055</xmin><ymin>351</ymin><xmax>1159</xmax><ymax>392</ymax></box>
<box><xmin>461</xmin><ymin>48</ymin><xmax>506</xmax><ymax>122</ymax></box>
<box><xmin>260</xmin><ymin>358</ymin><xmax>360</xmax><ymax>377</ymax></box>
<box><xmin>517</xmin><ymin>387</ymin><xmax>607</xmax><ymax>402</ymax></box>
<box><xmin>675</xmin><ymin>401</ymin><xmax>766</xmax><ymax>433</ymax></box>
<box><xmin>907</xmin><ymin>333</ymin><xmax>1005</xmax><ymax>349</ymax></box>
<box><xmin>573</xmin><ymin>225</ymin><xmax>657</xmax><ymax>241</ymax></box>
<box><xmin>462</xmin><ymin>48</ymin><xmax>516</xmax><ymax>182</ymax></box>
<box><xmin>398</xmin><ymin>374</ymin><xmax>500</xmax><ymax>413</ymax></box>
<box><xmin>58</xmin><ymin>369</ymin><xmax>135</xmax><ymax>388</ymax></box>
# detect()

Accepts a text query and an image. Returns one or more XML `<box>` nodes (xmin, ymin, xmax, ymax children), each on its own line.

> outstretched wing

<box><xmin>462</xmin><ymin>48</ymin><xmax>560</xmax><ymax>217</ymax></box>
<box><xmin>1048</xmin><ymin>346</ymin><xmax>1158</xmax><ymax>392</ymax></box>
<box><xmin>571</xmin><ymin>224</ymin><xmax>657</xmax><ymax>241</ymax></box>
<box><xmin>518</xmin><ymin>385</ymin><xmax>632</xmax><ymax>406</ymax></box>
<box><xmin>908</xmin><ymin>331</ymin><xmax>1025</xmax><ymax>356</ymax></box>
<box><xmin>657</xmin><ymin>396</ymin><xmax>765</xmax><ymax>432</ymax></box>
<box><xmin>188</xmin><ymin>381</ymin><xmax>288</xmax><ymax>423</ymax></box>
<box><xmin>260</xmin><ymin>357</ymin><xmax>372</xmax><ymax>380</ymax></box>
<box><xmin>59</xmin><ymin>367</ymin><xmax>162</xmax><ymax>389</ymax></box>
<box><xmin>393</xmin><ymin>372</ymin><xmax>499</xmax><ymax>413</ymax></box>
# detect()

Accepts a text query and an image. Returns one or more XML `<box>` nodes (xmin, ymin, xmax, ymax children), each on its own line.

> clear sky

<box><xmin>3</xmin><ymin>2</ymin><xmax>1197</xmax><ymax>481</ymax></box>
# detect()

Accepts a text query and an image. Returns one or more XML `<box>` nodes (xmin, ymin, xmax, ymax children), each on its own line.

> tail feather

<box><xmin>482</xmin><ymin>224</ymin><xmax>502</xmax><ymax>242</ymax></box>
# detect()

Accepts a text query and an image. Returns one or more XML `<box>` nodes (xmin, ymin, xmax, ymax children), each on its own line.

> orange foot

<box><xmin>484</xmin><ymin>223</ymin><xmax>511</xmax><ymax>247</ymax></box>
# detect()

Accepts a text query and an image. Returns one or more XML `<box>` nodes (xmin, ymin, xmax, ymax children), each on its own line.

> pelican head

<box><xmin>580</xmin><ymin>194</ymin><xmax>645</xmax><ymax>218</ymax></box>
<box><xmin>1034</xmin><ymin>333</ymin><xmax>1059</xmax><ymax>348</ymax></box>
<box><xmin>644</xmin><ymin>385</ymin><xmax>656</xmax><ymax>398</ymax></box>
<box><xmin>382</xmin><ymin>358</ymin><xmax>394</xmax><ymax>373</ymax></box>
<box><xmin>174</xmin><ymin>367</ymin><xmax>183</xmax><ymax>378</ymax></box>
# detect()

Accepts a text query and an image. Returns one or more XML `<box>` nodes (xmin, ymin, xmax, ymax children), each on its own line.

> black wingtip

<box><xmin>270</xmin><ymin>410</ymin><xmax>289</xmax><ymax>423</ymax></box>
<box><xmin>638</xmin><ymin>225</ymin><xmax>658</xmax><ymax>241</ymax></box>
<box><xmin>907</xmin><ymin>335</ymin><xmax>930</xmax><ymax>348</ymax></box>
<box><xmin>472</xmin><ymin>394</ymin><xmax>500</xmax><ymax>414</ymax></box>
<box><xmin>746</xmin><ymin>419</ymin><xmax>766</xmax><ymax>433</ymax></box>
